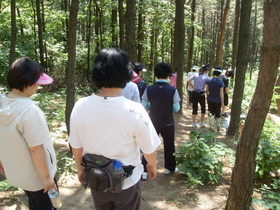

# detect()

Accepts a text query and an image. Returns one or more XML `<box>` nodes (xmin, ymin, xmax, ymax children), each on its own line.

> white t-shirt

<box><xmin>0</xmin><ymin>93</ymin><xmax>57</xmax><ymax>191</ymax></box>
<box><xmin>121</xmin><ymin>81</ymin><xmax>140</xmax><ymax>102</ymax></box>
<box><xmin>69</xmin><ymin>94</ymin><xmax>161</xmax><ymax>190</ymax></box>
<box><xmin>187</xmin><ymin>71</ymin><xmax>198</xmax><ymax>91</ymax></box>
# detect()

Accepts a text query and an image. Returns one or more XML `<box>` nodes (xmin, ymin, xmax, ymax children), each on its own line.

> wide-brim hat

<box><xmin>36</xmin><ymin>73</ymin><xmax>53</xmax><ymax>85</ymax></box>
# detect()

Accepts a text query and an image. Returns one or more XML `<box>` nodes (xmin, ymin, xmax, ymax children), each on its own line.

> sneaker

<box><xmin>199</xmin><ymin>122</ymin><xmax>206</xmax><ymax>127</ymax></box>
<box><xmin>221</xmin><ymin>113</ymin><xmax>229</xmax><ymax>117</ymax></box>
<box><xmin>164</xmin><ymin>167</ymin><xmax>179</xmax><ymax>175</ymax></box>
<box><xmin>141</xmin><ymin>172</ymin><xmax>148</xmax><ymax>180</ymax></box>
<box><xmin>192</xmin><ymin>123</ymin><xmax>197</xmax><ymax>128</ymax></box>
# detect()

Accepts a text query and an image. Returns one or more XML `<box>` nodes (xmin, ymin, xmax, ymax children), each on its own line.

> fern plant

<box><xmin>175</xmin><ymin>130</ymin><xmax>233</xmax><ymax>185</ymax></box>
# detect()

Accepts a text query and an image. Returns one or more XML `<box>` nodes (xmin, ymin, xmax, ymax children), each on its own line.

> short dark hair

<box><xmin>91</xmin><ymin>48</ymin><xmax>132</xmax><ymax>88</ymax></box>
<box><xmin>154</xmin><ymin>62</ymin><xmax>172</xmax><ymax>79</ymax></box>
<box><xmin>212</xmin><ymin>66</ymin><xmax>223</xmax><ymax>76</ymax></box>
<box><xmin>213</xmin><ymin>70</ymin><xmax>222</xmax><ymax>76</ymax></box>
<box><xmin>7</xmin><ymin>57</ymin><xmax>43</xmax><ymax>92</ymax></box>
<box><xmin>133</xmin><ymin>62</ymin><xmax>144</xmax><ymax>73</ymax></box>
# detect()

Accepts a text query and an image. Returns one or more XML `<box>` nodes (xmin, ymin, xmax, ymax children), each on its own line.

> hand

<box><xmin>146</xmin><ymin>164</ymin><xmax>157</xmax><ymax>180</ymax></box>
<box><xmin>77</xmin><ymin>169</ymin><xmax>84</xmax><ymax>184</ymax></box>
<box><xmin>42</xmin><ymin>176</ymin><xmax>58</xmax><ymax>193</ymax></box>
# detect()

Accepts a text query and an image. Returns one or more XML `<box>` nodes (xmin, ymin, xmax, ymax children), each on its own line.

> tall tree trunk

<box><xmin>94</xmin><ymin>1</ymin><xmax>100</xmax><ymax>53</ymax></box>
<box><xmin>9</xmin><ymin>0</ymin><xmax>16</xmax><ymax>65</ymax></box>
<box><xmin>118</xmin><ymin>0</ymin><xmax>124</xmax><ymax>49</ymax></box>
<box><xmin>226</xmin><ymin>0</ymin><xmax>280</xmax><ymax>208</ymax></box>
<box><xmin>231</xmin><ymin>0</ymin><xmax>240</xmax><ymax>70</ymax></box>
<box><xmin>137</xmin><ymin>1</ymin><xmax>144</xmax><ymax>63</ymax></box>
<box><xmin>227</xmin><ymin>0</ymin><xmax>253</xmax><ymax>136</ymax></box>
<box><xmin>36</xmin><ymin>0</ymin><xmax>45</xmax><ymax>68</ymax></box>
<box><xmin>31</xmin><ymin>0</ymin><xmax>38</xmax><ymax>60</ymax></box>
<box><xmin>216</xmin><ymin>0</ymin><xmax>231</xmax><ymax>66</ymax></box>
<box><xmin>173</xmin><ymin>0</ymin><xmax>185</xmax><ymax>113</ymax></box>
<box><xmin>86</xmin><ymin>0</ymin><xmax>92</xmax><ymax>82</ymax></box>
<box><xmin>111</xmin><ymin>0</ymin><xmax>118</xmax><ymax>47</ymax></box>
<box><xmin>65</xmin><ymin>0</ymin><xmax>79</xmax><ymax>135</ymax></box>
<box><xmin>186</xmin><ymin>0</ymin><xmax>196</xmax><ymax>73</ymax></box>
<box><xmin>125</xmin><ymin>0</ymin><xmax>136</xmax><ymax>61</ymax></box>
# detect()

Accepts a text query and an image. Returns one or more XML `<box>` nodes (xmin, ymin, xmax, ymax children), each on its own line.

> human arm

<box><xmin>0</xmin><ymin>161</ymin><xmax>5</xmax><ymax>175</ymax></box>
<box><xmin>187</xmin><ymin>79</ymin><xmax>194</xmax><ymax>89</ymax></box>
<box><xmin>205</xmin><ymin>84</ymin><xmax>209</xmax><ymax>95</ymax></box>
<box><xmin>29</xmin><ymin>145</ymin><xmax>57</xmax><ymax>193</ymax></box>
<box><xmin>220</xmin><ymin>87</ymin><xmax>224</xmax><ymax>104</ymax></box>
<box><xmin>224</xmin><ymin>87</ymin><xmax>229</xmax><ymax>94</ymax></box>
<box><xmin>72</xmin><ymin>147</ymin><xmax>84</xmax><ymax>183</ymax></box>
<box><xmin>172</xmin><ymin>102</ymin><xmax>180</xmax><ymax>113</ymax></box>
<box><xmin>143</xmin><ymin>151</ymin><xmax>157</xmax><ymax>180</ymax></box>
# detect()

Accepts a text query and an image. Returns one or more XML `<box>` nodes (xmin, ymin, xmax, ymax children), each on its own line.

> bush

<box><xmin>175</xmin><ymin>130</ymin><xmax>233</xmax><ymax>185</ymax></box>
<box><xmin>256</xmin><ymin>120</ymin><xmax>280</xmax><ymax>179</ymax></box>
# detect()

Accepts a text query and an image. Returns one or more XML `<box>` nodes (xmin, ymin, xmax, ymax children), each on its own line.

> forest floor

<box><xmin>0</xmin><ymin>98</ymin><xmax>274</xmax><ymax>210</ymax></box>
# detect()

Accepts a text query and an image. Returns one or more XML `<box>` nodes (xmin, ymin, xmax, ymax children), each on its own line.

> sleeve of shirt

<box><xmin>173</xmin><ymin>89</ymin><xmax>181</xmax><ymax>103</ymax></box>
<box><xmin>132</xmin><ymin>86</ymin><xmax>140</xmax><ymax>103</ymax></box>
<box><xmin>21</xmin><ymin>104</ymin><xmax>51</xmax><ymax>147</ymax></box>
<box><xmin>141</xmin><ymin>89</ymin><xmax>150</xmax><ymax>110</ymax></box>
<box><xmin>172</xmin><ymin>102</ymin><xmax>180</xmax><ymax>113</ymax></box>
<box><xmin>141</xmin><ymin>100</ymin><xmax>150</xmax><ymax>111</ymax></box>
<box><xmin>68</xmin><ymin>102</ymin><xmax>83</xmax><ymax>149</ymax></box>
<box><xmin>134</xmin><ymin>106</ymin><xmax>161</xmax><ymax>154</ymax></box>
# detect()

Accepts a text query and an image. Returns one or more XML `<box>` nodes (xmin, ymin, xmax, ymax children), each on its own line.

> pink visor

<box><xmin>36</xmin><ymin>73</ymin><xmax>53</xmax><ymax>85</ymax></box>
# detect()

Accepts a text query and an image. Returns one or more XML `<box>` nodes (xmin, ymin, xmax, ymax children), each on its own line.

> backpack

<box><xmin>81</xmin><ymin>154</ymin><xmax>134</xmax><ymax>193</ymax></box>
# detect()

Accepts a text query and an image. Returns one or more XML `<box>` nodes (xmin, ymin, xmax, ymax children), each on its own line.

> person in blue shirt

<box><xmin>141</xmin><ymin>62</ymin><xmax>181</xmax><ymax>176</ymax></box>
<box><xmin>206</xmin><ymin>66</ymin><xmax>224</xmax><ymax>131</ymax></box>
<box><xmin>187</xmin><ymin>64</ymin><xmax>210</xmax><ymax>128</ymax></box>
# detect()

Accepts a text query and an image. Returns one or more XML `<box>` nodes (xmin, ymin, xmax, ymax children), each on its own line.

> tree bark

<box><xmin>36</xmin><ymin>0</ymin><xmax>45</xmax><ymax>68</ymax></box>
<box><xmin>125</xmin><ymin>0</ymin><xmax>136</xmax><ymax>61</ymax></box>
<box><xmin>227</xmin><ymin>0</ymin><xmax>253</xmax><ymax>136</ymax></box>
<box><xmin>118</xmin><ymin>0</ymin><xmax>124</xmax><ymax>50</ymax></box>
<box><xmin>65</xmin><ymin>0</ymin><xmax>79</xmax><ymax>135</ymax></box>
<box><xmin>86</xmin><ymin>0</ymin><xmax>93</xmax><ymax>82</ymax></box>
<box><xmin>137</xmin><ymin>1</ymin><xmax>144</xmax><ymax>63</ymax></box>
<box><xmin>216</xmin><ymin>0</ymin><xmax>231</xmax><ymax>67</ymax></box>
<box><xmin>111</xmin><ymin>0</ymin><xmax>118</xmax><ymax>47</ymax></box>
<box><xmin>225</xmin><ymin>0</ymin><xmax>280</xmax><ymax>208</ymax></box>
<box><xmin>173</xmin><ymin>0</ymin><xmax>185</xmax><ymax>113</ymax></box>
<box><xmin>231</xmin><ymin>0</ymin><xmax>240</xmax><ymax>70</ymax></box>
<box><xmin>9</xmin><ymin>0</ymin><xmax>16</xmax><ymax>65</ymax></box>
<box><xmin>186</xmin><ymin>0</ymin><xmax>196</xmax><ymax>73</ymax></box>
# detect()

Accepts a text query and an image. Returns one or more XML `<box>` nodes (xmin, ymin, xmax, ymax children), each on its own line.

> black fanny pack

<box><xmin>81</xmin><ymin>154</ymin><xmax>135</xmax><ymax>193</ymax></box>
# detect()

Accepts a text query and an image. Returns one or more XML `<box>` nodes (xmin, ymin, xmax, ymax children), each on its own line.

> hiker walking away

<box><xmin>141</xmin><ymin>62</ymin><xmax>181</xmax><ymax>176</ymax></box>
<box><xmin>187</xmin><ymin>64</ymin><xmax>210</xmax><ymax>128</ymax></box>
<box><xmin>205</xmin><ymin>67</ymin><xmax>225</xmax><ymax>131</ymax></box>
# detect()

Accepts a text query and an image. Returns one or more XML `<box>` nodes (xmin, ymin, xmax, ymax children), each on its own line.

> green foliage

<box><xmin>253</xmin><ymin>178</ymin><xmax>280</xmax><ymax>210</ymax></box>
<box><xmin>175</xmin><ymin>130</ymin><xmax>234</xmax><ymax>185</ymax></box>
<box><xmin>31</xmin><ymin>89</ymin><xmax>66</xmax><ymax>130</ymax></box>
<box><xmin>0</xmin><ymin>180</ymin><xmax>18</xmax><ymax>191</ymax></box>
<box><xmin>255</xmin><ymin>120</ymin><xmax>280</xmax><ymax>179</ymax></box>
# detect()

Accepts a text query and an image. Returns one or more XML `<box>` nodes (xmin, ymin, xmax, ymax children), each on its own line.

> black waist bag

<box><xmin>81</xmin><ymin>154</ymin><xmax>125</xmax><ymax>193</ymax></box>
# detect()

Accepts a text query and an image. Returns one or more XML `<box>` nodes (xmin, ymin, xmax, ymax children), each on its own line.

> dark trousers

<box><xmin>24</xmin><ymin>190</ymin><xmax>56</xmax><ymax>210</ymax></box>
<box><xmin>192</xmin><ymin>91</ymin><xmax>206</xmax><ymax>115</ymax></box>
<box><xmin>142</xmin><ymin>124</ymin><xmax>176</xmax><ymax>172</ymax></box>
<box><xmin>91</xmin><ymin>180</ymin><xmax>142</xmax><ymax>210</ymax></box>
<box><xmin>24</xmin><ymin>178</ymin><xmax>58</xmax><ymax>210</ymax></box>
<box><xmin>208</xmin><ymin>100</ymin><xmax>222</xmax><ymax>118</ymax></box>
<box><xmin>188</xmin><ymin>91</ymin><xmax>193</xmax><ymax>104</ymax></box>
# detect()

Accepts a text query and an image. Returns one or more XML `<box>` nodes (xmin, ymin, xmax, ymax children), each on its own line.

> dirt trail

<box><xmin>0</xmin><ymin>100</ymin><xmax>267</xmax><ymax>210</ymax></box>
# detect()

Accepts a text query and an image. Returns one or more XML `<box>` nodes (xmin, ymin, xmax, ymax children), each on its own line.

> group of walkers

<box><xmin>0</xmin><ymin>48</ymin><xmax>181</xmax><ymax>210</ymax></box>
<box><xmin>0</xmin><ymin>46</ymin><xmax>234</xmax><ymax>210</ymax></box>
<box><xmin>187</xmin><ymin>64</ymin><xmax>234</xmax><ymax>131</ymax></box>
